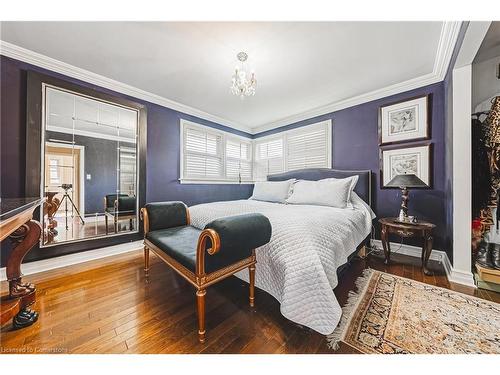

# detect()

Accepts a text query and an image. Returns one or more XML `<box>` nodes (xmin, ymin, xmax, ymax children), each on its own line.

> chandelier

<box><xmin>230</xmin><ymin>52</ymin><xmax>256</xmax><ymax>99</ymax></box>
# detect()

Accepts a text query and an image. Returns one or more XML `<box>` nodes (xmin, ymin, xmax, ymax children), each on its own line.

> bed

<box><xmin>189</xmin><ymin>168</ymin><xmax>374</xmax><ymax>335</ymax></box>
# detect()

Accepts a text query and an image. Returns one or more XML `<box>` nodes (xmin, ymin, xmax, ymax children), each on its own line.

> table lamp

<box><xmin>386</xmin><ymin>173</ymin><xmax>428</xmax><ymax>223</ymax></box>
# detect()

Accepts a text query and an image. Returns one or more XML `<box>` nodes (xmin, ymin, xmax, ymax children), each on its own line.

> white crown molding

<box><xmin>455</xmin><ymin>21</ymin><xmax>492</xmax><ymax>68</ymax></box>
<box><xmin>0</xmin><ymin>40</ymin><xmax>253</xmax><ymax>135</ymax></box>
<box><xmin>47</xmin><ymin>125</ymin><xmax>135</xmax><ymax>143</ymax></box>
<box><xmin>1</xmin><ymin>22</ymin><xmax>461</xmax><ymax>135</ymax></box>
<box><xmin>371</xmin><ymin>239</ymin><xmax>476</xmax><ymax>288</ymax></box>
<box><xmin>433</xmin><ymin>21</ymin><xmax>464</xmax><ymax>80</ymax></box>
<box><xmin>0</xmin><ymin>240</ymin><xmax>142</xmax><ymax>281</ymax></box>
<box><xmin>252</xmin><ymin>21</ymin><xmax>462</xmax><ymax>134</ymax></box>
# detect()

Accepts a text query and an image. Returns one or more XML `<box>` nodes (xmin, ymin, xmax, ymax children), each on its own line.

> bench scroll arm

<box><xmin>195</xmin><ymin>229</ymin><xmax>221</xmax><ymax>277</ymax></box>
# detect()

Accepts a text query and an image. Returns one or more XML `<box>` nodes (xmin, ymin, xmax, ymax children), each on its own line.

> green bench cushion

<box><xmin>144</xmin><ymin>201</ymin><xmax>188</xmax><ymax>232</ymax></box>
<box><xmin>144</xmin><ymin>203</ymin><xmax>272</xmax><ymax>274</ymax></box>
<box><xmin>146</xmin><ymin>226</ymin><xmax>201</xmax><ymax>271</ymax></box>
<box><xmin>203</xmin><ymin>213</ymin><xmax>271</xmax><ymax>272</ymax></box>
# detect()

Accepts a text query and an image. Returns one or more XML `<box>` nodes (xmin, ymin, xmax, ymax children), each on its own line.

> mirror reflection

<box><xmin>42</xmin><ymin>86</ymin><xmax>138</xmax><ymax>246</ymax></box>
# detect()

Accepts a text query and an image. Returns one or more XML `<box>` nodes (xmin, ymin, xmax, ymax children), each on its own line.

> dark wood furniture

<box><xmin>379</xmin><ymin>217</ymin><xmax>436</xmax><ymax>275</ymax></box>
<box><xmin>43</xmin><ymin>191</ymin><xmax>60</xmax><ymax>242</ymax></box>
<box><xmin>141</xmin><ymin>201</ymin><xmax>272</xmax><ymax>343</ymax></box>
<box><xmin>0</xmin><ymin>198</ymin><xmax>44</xmax><ymax>328</ymax></box>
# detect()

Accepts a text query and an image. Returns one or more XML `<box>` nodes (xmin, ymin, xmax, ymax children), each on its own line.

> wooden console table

<box><xmin>0</xmin><ymin>198</ymin><xmax>44</xmax><ymax>328</ymax></box>
<box><xmin>379</xmin><ymin>217</ymin><xmax>436</xmax><ymax>276</ymax></box>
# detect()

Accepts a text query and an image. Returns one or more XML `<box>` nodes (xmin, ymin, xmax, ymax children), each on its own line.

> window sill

<box><xmin>179</xmin><ymin>179</ymin><xmax>254</xmax><ymax>185</ymax></box>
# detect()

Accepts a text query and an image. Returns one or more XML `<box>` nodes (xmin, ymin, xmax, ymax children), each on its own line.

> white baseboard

<box><xmin>447</xmin><ymin>268</ymin><xmax>476</xmax><ymax>288</ymax></box>
<box><xmin>0</xmin><ymin>240</ymin><xmax>143</xmax><ymax>281</ymax></box>
<box><xmin>1</xmin><ymin>238</ymin><xmax>476</xmax><ymax>288</ymax></box>
<box><xmin>370</xmin><ymin>239</ymin><xmax>476</xmax><ymax>288</ymax></box>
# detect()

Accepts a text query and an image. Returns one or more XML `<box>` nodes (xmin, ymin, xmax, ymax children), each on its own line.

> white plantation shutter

<box><xmin>286</xmin><ymin>122</ymin><xmax>330</xmax><ymax>171</ymax></box>
<box><xmin>180</xmin><ymin>119</ymin><xmax>330</xmax><ymax>183</ymax></box>
<box><xmin>253</xmin><ymin>137</ymin><xmax>284</xmax><ymax>181</ymax></box>
<box><xmin>183</xmin><ymin>126</ymin><xmax>223</xmax><ymax>180</ymax></box>
<box><xmin>225</xmin><ymin>138</ymin><xmax>252</xmax><ymax>181</ymax></box>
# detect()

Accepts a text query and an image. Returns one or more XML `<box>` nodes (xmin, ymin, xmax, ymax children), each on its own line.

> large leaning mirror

<box><xmin>40</xmin><ymin>85</ymin><xmax>139</xmax><ymax>246</ymax></box>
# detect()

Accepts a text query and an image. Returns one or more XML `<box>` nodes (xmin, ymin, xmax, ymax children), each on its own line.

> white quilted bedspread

<box><xmin>189</xmin><ymin>196</ymin><xmax>374</xmax><ymax>334</ymax></box>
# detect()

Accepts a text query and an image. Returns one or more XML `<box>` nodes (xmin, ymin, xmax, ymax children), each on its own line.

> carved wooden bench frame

<box><xmin>140</xmin><ymin>206</ymin><xmax>256</xmax><ymax>343</ymax></box>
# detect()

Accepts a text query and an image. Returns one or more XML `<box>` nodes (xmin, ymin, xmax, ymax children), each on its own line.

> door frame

<box><xmin>45</xmin><ymin>141</ymin><xmax>86</xmax><ymax>217</ymax></box>
<box><xmin>449</xmin><ymin>21</ymin><xmax>492</xmax><ymax>287</ymax></box>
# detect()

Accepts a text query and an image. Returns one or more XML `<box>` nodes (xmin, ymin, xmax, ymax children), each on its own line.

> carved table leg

<box><xmin>196</xmin><ymin>289</ymin><xmax>206</xmax><ymax>343</ymax></box>
<box><xmin>422</xmin><ymin>231</ymin><xmax>434</xmax><ymax>276</ymax></box>
<box><xmin>44</xmin><ymin>194</ymin><xmax>60</xmax><ymax>239</ymax></box>
<box><xmin>6</xmin><ymin>220</ymin><xmax>42</xmax><ymax>329</ymax></box>
<box><xmin>7</xmin><ymin>221</ymin><xmax>41</xmax><ymax>296</ymax></box>
<box><xmin>381</xmin><ymin>225</ymin><xmax>391</xmax><ymax>265</ymax></box>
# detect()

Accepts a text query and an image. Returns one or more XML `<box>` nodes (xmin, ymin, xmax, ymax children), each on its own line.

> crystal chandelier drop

<box><xmin>230</xmin><ymin>52</ymin><xmax>256</xmax><ymax>99</ymax></box>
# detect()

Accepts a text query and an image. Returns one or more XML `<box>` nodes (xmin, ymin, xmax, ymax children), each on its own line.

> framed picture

<box><xmin>380</xmin><ymin>143</ymin><xmax>432</xmax><ymax>188</ymax></box>
<box><xmin>378</xmin><ymin>94</ymin><xmax>430</xmax><ymax>146</ymax></box>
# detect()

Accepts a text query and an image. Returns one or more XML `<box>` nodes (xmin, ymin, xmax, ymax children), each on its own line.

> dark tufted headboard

<box><xmin>267</xmin><ymin>168</ymin><xmax>372</xmax><ymax>207</ymax></box>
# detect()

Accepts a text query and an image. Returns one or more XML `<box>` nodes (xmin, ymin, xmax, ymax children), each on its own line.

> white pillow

<box><xmin>250</xmin><ymin>179</ymin><xmax>296</xmax><ymax>203</ymax></box>
<box><xmin>286</xmin><ymin>176</ymin><xmax>359</xmax><ymax>208</ymax></box>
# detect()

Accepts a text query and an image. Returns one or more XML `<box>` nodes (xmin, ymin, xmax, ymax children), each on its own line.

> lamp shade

<box><xmin>386</xmin><ymin>173</ymin><xmax>427</xmax><ymax>188</ymax></box>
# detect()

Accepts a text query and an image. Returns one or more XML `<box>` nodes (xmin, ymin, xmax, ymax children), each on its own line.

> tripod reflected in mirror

<box><xmin>59</xmin><ymin>183</ymin><xmax>85</xmax><ymax>230</ymax></box>
<box><xmin>45</xmin><ymin>184</ymin><xmax>85</xmax><ymax>231</ymax></box>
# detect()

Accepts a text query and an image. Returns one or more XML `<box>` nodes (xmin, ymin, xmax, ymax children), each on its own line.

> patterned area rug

<box><xmin>327</xmin><ymin>269</ymin><xmax>500</xmax><ymax>354</ymax></box>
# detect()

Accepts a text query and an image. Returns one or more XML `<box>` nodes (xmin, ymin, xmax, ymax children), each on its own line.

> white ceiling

<box><xmin>475</xmin><ymin>21</ymin><xmax>500</xmax><ymax>63</ymax></box>
<box><xmin>1</xmin><ymin>22</ymin><xmax>452</xmax><ymax>133</ymax></box>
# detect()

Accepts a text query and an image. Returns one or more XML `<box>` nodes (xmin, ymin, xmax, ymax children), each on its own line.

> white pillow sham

<box><xmin>286</xmin><ymin>176</ymin><xmax>359</xmax><ymax>208</ymax></box>
<box><xmin>250</xmin><ymin>179</ymin><xmax>296</xmax><ymax>203</ymax></box>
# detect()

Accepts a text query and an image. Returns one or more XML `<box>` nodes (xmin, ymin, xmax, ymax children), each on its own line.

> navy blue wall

<box><xmin>255</xmin><ymin>83</ymin><xmax>449</xmax><ymax>256</ymax></box>
<box><xmin>0</xmin><ymin>55</ymin><xmax>254</xmax><ymax>207</ymax></box>
<box><xmin>1</xmin><ymin>53</ymin><xmax>454</xmax><ymax>261</ymax></box>
<box><xmin>0</xmin><ymin>55</ymin><xmax>253</xmax><ymax>265</ymax></box>
<box><xmin>145</xmin><ymin>106</ymin><xmax>253</xmax><ymax>206</ymax></box>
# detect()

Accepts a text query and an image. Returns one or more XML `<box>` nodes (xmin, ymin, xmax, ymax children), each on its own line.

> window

<box><xmin>180</xmin><ymin>120</ymin><xmax>253</xmax><ymax>183</ymax></box>
<box><xmin>253</xmin><ymin>120</ymin><xmax>332</xmax><ymax>181</ymax></box>
<box><xmin>225</xmin><ymin>138</ymin><xmax>252</xmax><ymax>181</ymax></box>
<box><xmin>49</xmin><ymin>158</ymin><xmax>60</xmax><ymax>184</ymax></box>
<box><xmin>253</xmin><ymin>137</ymin><xmax>284</xmax><ymax>181</ymax></box>
<box><xmin>180</xmin><ymin>119</ymin><xmax>331</xmax><ymax>183</ymax></box>
<box><xmin>286</xmin><ymin>122</ymin><xmax>331</xmax><ymax>171</ymax></box>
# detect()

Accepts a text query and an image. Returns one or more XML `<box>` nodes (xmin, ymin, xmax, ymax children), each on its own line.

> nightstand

<box><xmin>379</xmin><ymin>217</ymin><xmax>436</xmax><ymax>276</ymax></box>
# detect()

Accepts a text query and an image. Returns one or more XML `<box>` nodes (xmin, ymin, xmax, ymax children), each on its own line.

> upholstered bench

<box><xmin>140</xmin><ymin>201</ymin><xmax>272</xmax><ymax>343</ymax></box>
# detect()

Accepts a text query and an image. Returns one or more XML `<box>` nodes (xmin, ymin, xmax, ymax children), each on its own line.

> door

<box><xmin>44</xmin><ymin>145</ymin><xmax>82</xmax><ymax>216</ymax></box>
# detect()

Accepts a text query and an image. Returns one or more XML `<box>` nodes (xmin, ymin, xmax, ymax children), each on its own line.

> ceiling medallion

<box><xmin>230</xmin><ymin>51</ymin><xmax>256</xmax><ymax>99</ymax></box>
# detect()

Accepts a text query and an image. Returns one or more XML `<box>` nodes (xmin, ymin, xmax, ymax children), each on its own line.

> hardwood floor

<box><xmin>45</xmin><ymin>216</ymin><xmax>136</xmax><ymax>245</ymax></box>
<box><xmin>1</xmin><ymin>249</ymin><xmax>498</xmax><ymax>354</ymax></box>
